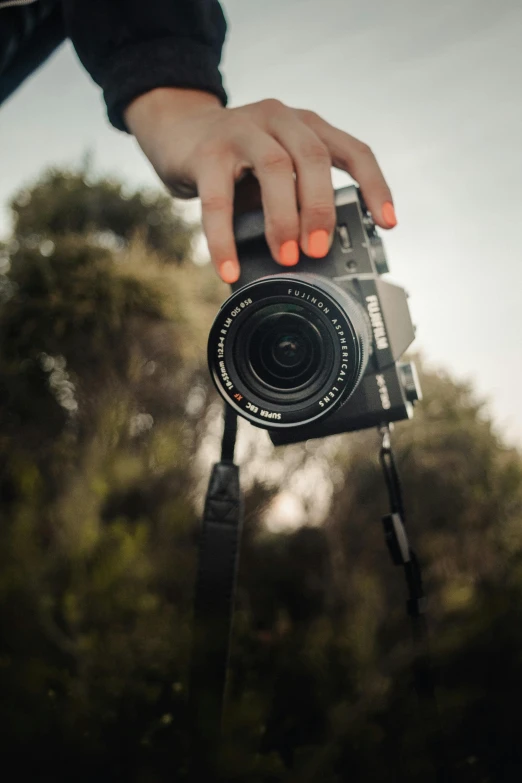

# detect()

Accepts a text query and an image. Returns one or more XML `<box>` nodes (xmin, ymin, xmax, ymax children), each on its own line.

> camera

<box><xmin>207</xmin><ymin>185</ymin><xmax>422</xmax><ymax>446</ymax></box>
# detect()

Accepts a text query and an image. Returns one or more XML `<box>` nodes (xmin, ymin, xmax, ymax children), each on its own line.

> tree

<box><xmin>9</xmin><ymin>159</ymin><xmax>198</xmax><ymax>263</ymax></box>
<box><xmin>0</xmin><ymin>164</ymin><xmax>223</xmax><ymax>779</ymax></box>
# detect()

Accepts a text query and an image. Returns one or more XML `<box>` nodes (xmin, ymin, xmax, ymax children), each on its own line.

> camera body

<box><xmin>208</xmin><ymin>185</ymin><xmax>421</xmax><ymax>446</ymax></box>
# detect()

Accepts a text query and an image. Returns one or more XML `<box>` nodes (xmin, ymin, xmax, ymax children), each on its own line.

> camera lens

<box><xmin>245</xmin><ymin>307</ymin><xmax>324</xmax><ymax>392</ymax></box>
<box><xmin>208</xmin><ymin>273</ymin><xmax>370</xmax><ymax>429</ymax></box>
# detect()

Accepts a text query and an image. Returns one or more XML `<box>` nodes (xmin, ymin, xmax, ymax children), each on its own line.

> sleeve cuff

<box><xmin>98</xmin><ymin>37</ymin><xmax>228</xmax><ymax>133</ymax></box>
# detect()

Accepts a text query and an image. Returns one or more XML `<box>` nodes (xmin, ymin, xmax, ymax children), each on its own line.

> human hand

<box><xmin>124</xmin><ymin>88</ymin><xmax>397</xmax><ymax>284</ymax></box>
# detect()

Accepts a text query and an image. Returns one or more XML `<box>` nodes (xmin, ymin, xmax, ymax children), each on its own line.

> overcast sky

<box><xmin>1</xmin><ymin>0</ymin><xmax>521</xmax><ymax>444</ymax></box>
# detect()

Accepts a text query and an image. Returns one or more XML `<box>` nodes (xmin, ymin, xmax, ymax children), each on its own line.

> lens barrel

<box><xmin>207</xmin><ymin>274</ymin><xmax>371</xmax><ymax>429</ymax></box>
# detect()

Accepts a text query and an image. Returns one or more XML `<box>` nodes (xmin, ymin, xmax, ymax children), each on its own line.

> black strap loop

<box><xmin>379</xmin><ymin>426</ymin><xmax>405</xmax><ymax>519</ymax></box>
<box><xmin>221</xmin><ymin>401</ymin><xmax>238</xmax><ymax>463</ymax></box>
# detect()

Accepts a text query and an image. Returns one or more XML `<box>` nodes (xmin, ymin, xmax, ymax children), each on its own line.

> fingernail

<box><xmin>382</xmin><ymin>202</ymin><xmax>397</xmax><ymax>228</ymax></box>
<box><xmin>280</xmin><ymin>239</ymin><xmax>299</xmax><ymax>266</ymax></box>
<box><xmin>220</xmin><ymin>260</ymin><xmax>240</xmax><ymax>284</ymax></box>
<box><xmin>308</xmin><ymin>229</ymin><xmax>329</xmax><ymax>258</ymax></box>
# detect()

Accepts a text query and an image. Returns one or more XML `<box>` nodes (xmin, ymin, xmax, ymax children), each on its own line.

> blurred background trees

<box><xmin>0</xmin><ymin>161</ymin><xmax>522</xmax><ymax>782</ymax></box>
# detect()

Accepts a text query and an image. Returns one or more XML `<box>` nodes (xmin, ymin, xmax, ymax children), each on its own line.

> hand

<box><xmin>124</xmin><ymin>88</ymin><xmax>397</xmax><ymax>283</ymax></box>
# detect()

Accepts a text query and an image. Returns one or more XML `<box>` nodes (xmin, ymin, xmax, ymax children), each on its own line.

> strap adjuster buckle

<box><xmin>382</xmin><ymin>512</ymin><xmax>411</xmax><ymax>566</ymax></box>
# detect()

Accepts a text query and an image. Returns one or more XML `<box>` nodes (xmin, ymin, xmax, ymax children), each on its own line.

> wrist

<box><xmin>124</xmin><ymin>87</ymin><xmax>223</xmax><ymax>134</ymax></box>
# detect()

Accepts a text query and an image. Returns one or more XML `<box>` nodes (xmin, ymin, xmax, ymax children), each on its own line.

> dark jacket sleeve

<box><xmin>62</xmin><ymin>0</ymin><xmax>229</xmax><ymax>133</ymax></box>
<box><xmin>0</xmin><ymin>1</ymin><xmax>65</xmax><ymax>107</ymax></box>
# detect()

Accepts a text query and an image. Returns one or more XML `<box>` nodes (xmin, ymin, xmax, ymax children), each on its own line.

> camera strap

<box><xmin>188</xmin><ymin>404</ymin><xmax>242</xmax><ymax>779</ymax></box>
<box><xmin>189</xmin><ymin>410</ymin><xmax>452</xmax><ymax>781</ymax></box>
<box><xmin>379</xmin><ymin>424</ymin><xmax>452</xmax><ymax>783</ymax></box>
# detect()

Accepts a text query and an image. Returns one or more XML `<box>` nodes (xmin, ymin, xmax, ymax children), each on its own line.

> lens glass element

<box><xmin>246</xmin><ymin>307</ymin><xmax>323</xmax><ymax>391</ymax></box>
<box><xmin>272</xmin><ymin>333</ymin><xmax>306</xmax><ymax>367</ymax></box>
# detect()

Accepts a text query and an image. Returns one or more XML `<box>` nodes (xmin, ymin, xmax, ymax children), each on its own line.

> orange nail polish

<box><xmin>220</xmin><ymin>260</ymin><xmax>240</xmax><ymax>284</ymax></box>
<box><xmin>308</xmin><ymin>229</ymin><xmax>329</xmax><ymax>258</ymax></box>
<box><xmin>280</xmin><ymin>239</ymin><xmax>299</xmax><ymax>266</ymax></box>
<box><xmin>382</xmin><ymin>202</ymin><xmax>397</xmax><ymax>228</ymax></box>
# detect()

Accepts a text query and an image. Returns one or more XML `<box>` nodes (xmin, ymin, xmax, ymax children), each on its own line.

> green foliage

<box><xmin>0</xmin><ymin>164</ymin><xmax>218</xmax><ymax>779</ymax></box>
<box><xmin>9</xmin><ymin>162</ymin><xmax>198</xmax><ymax>263</ymax></box>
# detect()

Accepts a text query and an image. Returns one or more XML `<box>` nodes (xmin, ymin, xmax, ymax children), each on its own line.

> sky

<box><xmin>1</xmin><ymin>0</ymin><xmax>521</xmax><ymax>445</ymax></box>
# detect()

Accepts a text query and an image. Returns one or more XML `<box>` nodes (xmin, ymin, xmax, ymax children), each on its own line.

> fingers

<box><xmin>196</xmin><ymin>102</ymin><xmax>397</xmax><ymax>284</ymax></box>
<box><xmin>297</xmin><ymin>109</ymin><xmax>396</xmax><ymax>230</ymax></box>
<box><xmin>197</xmin><ymin>127</ymin><xmax>301</xmax><ymax>277</ymax></box>
<box><xmin>234</xmin><ymin>123</ymin><xmax>301</xmax><ymax>267</ymax></box>
<box><xmin>196</xmin><ymin>149</ymin><xmax>241</xmax><ymax>283</ymax></box>
<box><xmin>268</xmin><ymin>110</ymin><xmax>336</xmax><ymax>257</ymax></box>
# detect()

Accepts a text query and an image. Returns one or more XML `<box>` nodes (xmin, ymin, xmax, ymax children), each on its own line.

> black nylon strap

<box><xmin>189</xmin><ymin>406</ymin><xmax>241</xmax><ymax>779</ymax></box>
<box><xmin>220</xmin><ymin>402</ymin><xmax>238</xmax><ymax>463</ymax></box>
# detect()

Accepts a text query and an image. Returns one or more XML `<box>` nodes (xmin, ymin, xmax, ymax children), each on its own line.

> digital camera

<box><xmin>207</xmin><ymin>185</ymin><xmax>422</xmax><ymax>446</ymax></box>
